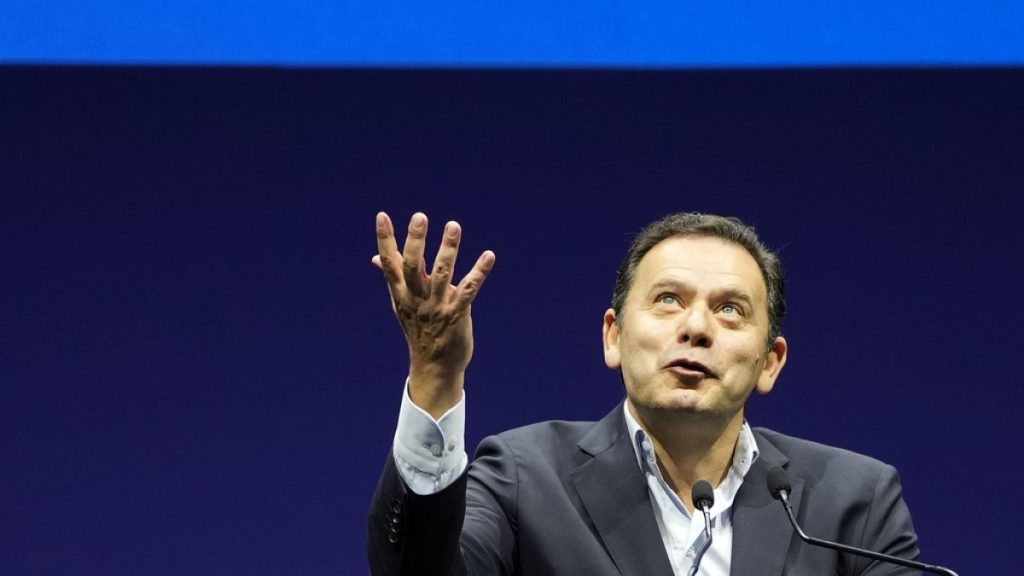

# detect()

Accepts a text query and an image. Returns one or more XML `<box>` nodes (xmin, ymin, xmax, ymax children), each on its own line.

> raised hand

<box><xmin>372</xmin><ymin>211</ymin><xmax>495</xmax><ymax>418</ymax></box>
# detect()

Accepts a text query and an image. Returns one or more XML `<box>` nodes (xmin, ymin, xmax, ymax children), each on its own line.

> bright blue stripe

<box><xmin>1</xmin><ymin>1</ymin><xmax>1022</xmax><ymax>67</ymax></box>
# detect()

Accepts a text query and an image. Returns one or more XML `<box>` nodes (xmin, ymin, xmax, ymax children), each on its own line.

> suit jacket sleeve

<box><xmin>367</xmin><ymin>435</ymin><xmax>519</xmax><ymax>576</ymax></box>
<box><xmin>847</xmin><ymin>464</ymin><xmax>920</xmax><ymax>575</ymax></box>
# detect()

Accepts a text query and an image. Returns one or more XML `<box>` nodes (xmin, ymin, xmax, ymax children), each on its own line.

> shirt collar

<box><xmin>622</xmin><ymin>401</ymin><xmax>760</xmax><ymax>482</ymax></box>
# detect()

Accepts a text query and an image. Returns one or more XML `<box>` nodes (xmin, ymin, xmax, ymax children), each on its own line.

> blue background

<box><xmin>2</xmin><ymin>1</ymin><xmax>1024</xmax><ymax>66</ymax></box>
<box><xmin>3</xmin><ymin>4</ymin><xmax>1023</xmax><ymax>575</ymax></box>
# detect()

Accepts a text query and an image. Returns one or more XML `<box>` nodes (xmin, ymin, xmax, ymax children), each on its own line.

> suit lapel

<box><xmin>571</xmin><ymin>404</ymin><xmax>675</xmax><ymax>576</ymax></box>
<box><xmin>730</xmin><ymin>430</ymin><xmax>802</xmax><ymax>576</ymax></box>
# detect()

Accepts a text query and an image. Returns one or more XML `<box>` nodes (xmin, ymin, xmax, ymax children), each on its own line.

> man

<box><xmin>367</xmin><ymin>211</ymin><xmax>919</xmax><ymax>575</ymax></box>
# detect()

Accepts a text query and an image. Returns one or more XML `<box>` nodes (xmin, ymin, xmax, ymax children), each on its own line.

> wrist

<box><xmin>408</xmin><ymin>366</ymin><xmax>465</xmax><ymax>419</ymax></box>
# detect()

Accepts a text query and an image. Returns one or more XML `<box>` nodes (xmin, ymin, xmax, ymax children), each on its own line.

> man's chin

<box><xmin>635</xmin><ymin>390</ymin><xmax>708</xmax><ymax>413</ymax></box>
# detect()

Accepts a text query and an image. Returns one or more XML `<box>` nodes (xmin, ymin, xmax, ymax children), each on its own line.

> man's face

<box><xmin>603</xmin><ymin>235</ymin><xmax>787</xmax><ymax>422</ymax></box>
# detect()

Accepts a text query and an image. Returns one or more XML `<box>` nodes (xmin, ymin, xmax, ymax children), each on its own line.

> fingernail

<box><xmin>446</xmin><ymin>222</ymin><xmax>459</xmax><ymax>238</ymax></box>
<box><xmin>376</xmin><ymin>212</ymin><xmax>386</xmax><ymax>226</ymax></box>
<box><xmin>411</xmin><ymin>213</ymin><xmax>425</xmax><ymax>229</ymax></box>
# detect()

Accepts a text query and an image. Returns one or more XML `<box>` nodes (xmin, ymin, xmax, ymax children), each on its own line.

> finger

<box><xmin>452</xmin><ymin>250</ymin><xmax>495</xmax><ymax>310</ymax></box>
<box><xmin>401</xmin><ymin>212</ymin><xmax>430</xmax><ymax>297</ymax></box>
<box><xmin>430</xmin><ymin>221</ymin><xmax>461</xmax><ymax>301</ymax></box>
<box><xmin>370</xmin><ymin>259</ymin><xmax>401</xmax><ymax>312</ymax></box>
<box><xmin>374</xmin><ymin>212</ymin><xmax>403</xmax><ymax>288</ymax></box>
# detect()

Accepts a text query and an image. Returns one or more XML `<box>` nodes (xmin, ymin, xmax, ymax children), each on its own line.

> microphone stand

<box><xmin>776</xmin><ymin>489</ymin><xmax>959</xmax><ymax>576</ymax></box>
<box><xmin>686</xmin><ymin>504</ymin><xmax>713</xmax><ymax>576</ymax></box>
<box><xmin>687</xmin><ymin>481</ymin><xmax>714</xmax><ymax>576</ymax></box>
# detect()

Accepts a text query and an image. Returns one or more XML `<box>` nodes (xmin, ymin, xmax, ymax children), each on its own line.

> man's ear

<box><xmin>603</xmin><ymin>308</ymin><xmax>621</xmax><ymax>369</ymax></box>
<box><xmin>755</xmin><ymin>336</ymin><xmax>788</xmax><ymax>395</ymax></box>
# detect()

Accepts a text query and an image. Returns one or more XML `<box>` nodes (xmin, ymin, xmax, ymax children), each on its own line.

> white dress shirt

<box><xmin>622</xmin><ymin>403</ymin><xmax>759</xmax><ymax>576</ymax></box>
<box><xmin>392</xmin><ymin>381</ymin><xmax>467</xmax><ymax>495</ymax></box>
<box><xmin>391</xmin><ymin>383</ymin><xmax>759</xmax><ymax>575</ymax></box>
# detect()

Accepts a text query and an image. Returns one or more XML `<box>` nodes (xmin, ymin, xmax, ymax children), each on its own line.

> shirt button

<box><xmin>429</xmin><ymin>444</ymin><xmax>443</xmax><ymax>457</ymax></box>
<box><xmin>447</xmin><ymin>436</ymin><xmax>459</xmax><ymax>451</ymax></box>
<box><xmin>685</xmin><ymin>549</ymin><xmax>695</xmax><ymax>558</ymax></box>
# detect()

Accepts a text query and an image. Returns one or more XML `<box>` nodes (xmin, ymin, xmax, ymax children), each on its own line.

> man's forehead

<box><xmin>634</xmin><ymin>236</ymin><xmax>767</xmax><ymax>297</ymax></box>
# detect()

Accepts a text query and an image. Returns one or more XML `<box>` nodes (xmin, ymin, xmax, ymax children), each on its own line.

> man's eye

<box><xmin>656</xmin><ymin>294</ymin><xmax>678</xmax><ymax>305</ymax></box>
<box><xmin>719</xmin><ymin>303</ymin><xmax>740</xmax><ymax>315</ymax></box>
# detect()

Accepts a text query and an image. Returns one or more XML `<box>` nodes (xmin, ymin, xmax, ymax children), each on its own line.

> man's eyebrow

<box><xmin>712</xmin><ymin>287</ymin><xmax>756</xmax><ymax>305</ymax></box>
<box><xmin>644</xmin><ymin>278</ymin><xmax>759</xmax><ymax>306</ymax></box>
<box><xmin>646</xmin><ymin>278</ymin><xmax>692</xmax><ymax>293</ymax></box>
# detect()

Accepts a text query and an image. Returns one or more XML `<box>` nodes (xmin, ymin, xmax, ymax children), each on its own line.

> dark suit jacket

<box><xmin>368</xmin><ymin>402</ymin><xmax>920</xmax><ymax>575</ymax></box>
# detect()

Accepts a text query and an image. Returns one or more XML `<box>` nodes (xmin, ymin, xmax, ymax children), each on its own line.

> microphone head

<box><xmin>766</xmin><ymin>467</ymin><xmax>792</xmax><ymax>500</ymax></box>
<box><xmin>691</xmin><ymin>480</ymin><xmax>714</xmax><ymax>510</ymax></box>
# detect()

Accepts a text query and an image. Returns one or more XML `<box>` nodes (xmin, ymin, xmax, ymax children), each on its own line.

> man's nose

<box><xmin>678</xmin><ymin>305</ymin><xmax>714</xmax><ymax>348</ymax></box>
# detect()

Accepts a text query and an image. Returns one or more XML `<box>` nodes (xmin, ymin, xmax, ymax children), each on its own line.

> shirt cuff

<box><xmin>392</xmin><ymin>379</ymin><xmax>468</xmax><ymax>495</ymax></box>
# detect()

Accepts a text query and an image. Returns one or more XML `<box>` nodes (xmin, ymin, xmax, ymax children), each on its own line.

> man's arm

<box><xmin>367</xmin><ymin>211</ymin><xmax>496</xmax><ymax>576</ymax></box>
<box><xmin>850</xmin><ymin>464</ymin><xmax>921</xmax><ymax>576</ymax></box>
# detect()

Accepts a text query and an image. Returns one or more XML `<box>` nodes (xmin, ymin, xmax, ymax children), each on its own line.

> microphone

<box><xmin>766</xmin><ymin>467</ymin><xmax>959</xmax><ymax>576</ymax></box>
<box><xmin>686</xmin><ymin>480</ymin><xmax>715</xmax><ymax>576</ymax></box>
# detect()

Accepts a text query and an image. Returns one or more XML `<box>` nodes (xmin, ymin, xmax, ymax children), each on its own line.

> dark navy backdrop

<box><xmin>3</xmin><ymin>67</ymin><xmax>1022</xmax><ymax>574</ymax></box>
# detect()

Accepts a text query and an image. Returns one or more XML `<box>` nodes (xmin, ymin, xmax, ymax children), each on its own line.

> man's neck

<box><xmin>628</xmin><ymin>400</ymin><xmax>744</xmax><ymax>511</ymax></box>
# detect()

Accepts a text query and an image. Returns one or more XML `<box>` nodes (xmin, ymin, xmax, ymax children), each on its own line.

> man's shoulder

<box><xmin>489</xmin><ymin>402</ymin><xmax>623</xmax><ymax>450</ymax></box>
<box><xmin>493</xmin><ymin>418</ymin><xmax>601</xmax><ymax>449</ymax></box>
<box><xmin>752</xmin><ymin>426</ymin><xmax>898</xmax><ymax>482</ymax></box>
<box><xmin>471</xmin><ymin>413</ymin><xmax>617</xmax><ymax>470</ymax></box>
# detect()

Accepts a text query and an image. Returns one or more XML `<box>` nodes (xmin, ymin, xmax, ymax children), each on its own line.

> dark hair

<box><xmin>611</xmin><ymin>213</ymin><xmax>786</xmax><ymax>347</ymax></box>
